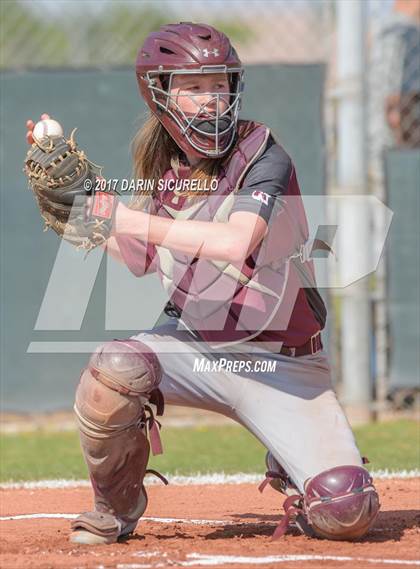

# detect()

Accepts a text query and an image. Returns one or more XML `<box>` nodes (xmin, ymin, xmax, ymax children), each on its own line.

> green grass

<box><xmin>0</xmin><ymin>420</ymin><xmax>418</xmax><ymax>482</ymax></box>
<box><xmin>353</xmin><ymin>419</ymin><xmax>419</xmax><ymax>471</ymax></box>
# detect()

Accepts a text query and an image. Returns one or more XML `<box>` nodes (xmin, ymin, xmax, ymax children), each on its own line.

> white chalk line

<box><xmin>111</xmin><ymin>552</ymin><xmax>420</xmax><ymax>568</ymax></box>
<box><xmin>0</xmin><ymin>513</ymin><xmax>246</xmax><ymax>526</ymax></box>
<box><xmin>182</xmin><ymin>554</ymin><xmax>420</xmax><ymax>567</ymax></box>
<box><xmin>1</xmin><ymin>469</ymin><xmax>419</xmax><ymax>490</ymax></box>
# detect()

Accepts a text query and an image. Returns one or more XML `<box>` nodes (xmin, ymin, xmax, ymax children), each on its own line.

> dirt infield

<box><xmin>1</xmin><ymin>478</ymin><xmax>419</xmax><ymax>569</ymax></box>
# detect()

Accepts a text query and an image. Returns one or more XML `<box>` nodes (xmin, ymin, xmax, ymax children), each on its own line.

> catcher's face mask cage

<box><xmin>144</xmin><ymin>65</ymin><xmax>244</xmax><ymax>158</ymax></box>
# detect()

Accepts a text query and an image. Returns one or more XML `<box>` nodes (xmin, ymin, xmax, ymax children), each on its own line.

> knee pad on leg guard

<box><xmin>75</xmin><ymin>338</ymin><xmax>163</xmax><ymax>438</ymax></box>
<box><xmin>73</xmin><ymin>339</ymin><xmax>166</xmax><ymax>524</ymax></box>
<box><xmin>269</xmin><ymin>465</ymin><xmax>380</xmax><ymax>541</ymax></box>
<box><xmin>88</xmin><ymin>338</ymin><xmax>162</xmax><ymax>399</ymax></box>
<box><xmin>303</xmin><ymin>465</ymin><xmax>380</xmax><ymax>540</ymax></box>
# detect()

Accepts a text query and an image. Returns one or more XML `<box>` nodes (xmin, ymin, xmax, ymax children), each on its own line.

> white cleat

<box><xmin>70</xmin><ymin>529</ymin><xmax>117</xmax><ymax>545</ymax></box>
<box><xmin>69</xmin><ymin>512</ymin><xmax>137</xmax><ymax>545</ymax></box>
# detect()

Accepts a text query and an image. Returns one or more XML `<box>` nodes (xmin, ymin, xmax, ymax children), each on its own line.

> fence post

<box><xmin>336</xmin><ymin>0</ymin><xmax>373</xmax><ymax>423</ymax></box>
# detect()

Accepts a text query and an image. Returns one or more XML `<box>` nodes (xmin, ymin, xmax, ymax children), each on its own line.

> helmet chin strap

<box><xmin>190</xmin><ymin>116</ymin><xmax>231</xmax><ymax>135</ymax></box>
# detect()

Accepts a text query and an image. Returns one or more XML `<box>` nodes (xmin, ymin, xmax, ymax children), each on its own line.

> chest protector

<box><xmin>153</xmin><ymin>120</ymin><xmax>324</xmax><ymax>348</ymax></box>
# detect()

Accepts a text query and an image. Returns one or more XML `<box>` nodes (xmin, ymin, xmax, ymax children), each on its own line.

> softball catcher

<box><xmin>24</xmin><ymin>22</ymin><xmax>380</xmax><ymax>544</ymax></box>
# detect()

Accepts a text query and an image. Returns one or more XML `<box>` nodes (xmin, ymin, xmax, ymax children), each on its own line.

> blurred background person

<box><xmin>368</xmin><ymin>0</ymin><xmax>420</xmax><ymax>184</ymax></box>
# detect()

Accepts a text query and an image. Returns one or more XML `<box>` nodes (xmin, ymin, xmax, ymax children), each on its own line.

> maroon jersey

<box><xmin>117</xmin><ymin>121</ymin><xmax>325</xmax><ymax>349</ymax></box>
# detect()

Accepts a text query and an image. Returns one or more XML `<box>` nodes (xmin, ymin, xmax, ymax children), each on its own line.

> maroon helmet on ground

<box><xmin>136</xmin><ymin>22</ymin><xmax>244</xmax><ymax>159</ymax></box>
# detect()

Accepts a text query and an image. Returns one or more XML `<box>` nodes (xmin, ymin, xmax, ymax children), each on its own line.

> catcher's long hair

<box><xmin>129</xmin><ymin>113</ymin><xmax>221</xmax><ymax>211</ymax></box>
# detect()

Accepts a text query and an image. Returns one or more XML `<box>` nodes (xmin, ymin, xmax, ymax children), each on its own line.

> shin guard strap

<box><xmin>145</xmin><ymin>405</ymin><xmax>163</xmax><ymax>456</ymax></box>
<box><xmin>272</xmin><ymin>494</ymin><xmax>303</xmax><ymax>540</ymax></box>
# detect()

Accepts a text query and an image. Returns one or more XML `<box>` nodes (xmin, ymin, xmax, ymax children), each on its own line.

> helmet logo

<box><xmin>202</xmin><ymin>48</ymin><xmax>219</xmax><ymax>58</ymax></box>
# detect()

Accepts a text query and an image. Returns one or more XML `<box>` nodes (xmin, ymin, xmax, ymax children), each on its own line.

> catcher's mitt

<box><xmin>24</xmin><ymin>128</ymin><xmax>118</xmax><ymax>252</ymax></box>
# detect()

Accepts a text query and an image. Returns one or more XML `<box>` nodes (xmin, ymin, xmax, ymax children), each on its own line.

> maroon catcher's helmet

<box><xmin>136</xmin><ymin>22</ymin><xmax>244</xmax><ymax>159</ymax></box>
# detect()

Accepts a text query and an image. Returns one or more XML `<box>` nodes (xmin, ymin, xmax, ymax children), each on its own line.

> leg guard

<box><xmin>303</xmin><ymin>465</ymin><xmax>380</xmax><ymax>540</ymax></box>
<box><xmin>71</xmin><ymin>339</ymin><xmax>166</xmax><ymax>543</ymax></box>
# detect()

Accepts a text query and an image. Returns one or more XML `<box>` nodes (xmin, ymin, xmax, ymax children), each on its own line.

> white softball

<box><xmin>33</xmin><ymin>119</ymin><xmax>64</xmax><ymax>142</ymax></box>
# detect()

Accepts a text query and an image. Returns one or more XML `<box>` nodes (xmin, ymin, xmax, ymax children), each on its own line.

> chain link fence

<box><xmin>367</xmin><ymin>0</ymin><xmax>420</xmax><ymax>183</ymax></box>
<box><xmin>0</xmin><ymin>0</ymin><xmax>334</xmax><ymax>69</ymax></box>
